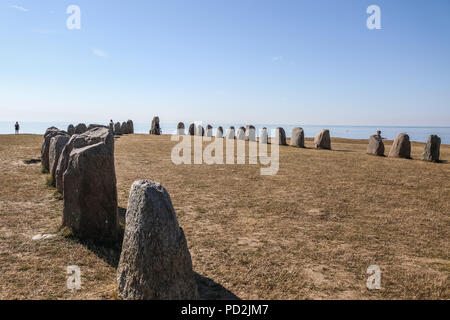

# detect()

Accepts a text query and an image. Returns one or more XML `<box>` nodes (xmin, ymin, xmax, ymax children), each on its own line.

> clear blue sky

<box><xmin>1</xmin><ymin>0</ymin><xmax>449</xmax><ymax>126</ymax></box>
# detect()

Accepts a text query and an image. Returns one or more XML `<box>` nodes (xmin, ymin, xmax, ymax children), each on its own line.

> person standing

<box><xmin>15</xmin><ymin>122</ymin><xmax>20</xmax><ymax>134</ymax></box>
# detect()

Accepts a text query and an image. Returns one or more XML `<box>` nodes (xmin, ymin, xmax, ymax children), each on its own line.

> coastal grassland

<box><xmin>0</xmin><ymin>133</ymin><xmax>448</xmax><ymax>299</ymax></box>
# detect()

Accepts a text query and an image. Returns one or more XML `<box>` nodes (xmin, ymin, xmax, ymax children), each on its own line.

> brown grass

<box><xmin>0</xmin><ymin>133</ymin><xmax>449</xmax><ymax>300</ymax></box>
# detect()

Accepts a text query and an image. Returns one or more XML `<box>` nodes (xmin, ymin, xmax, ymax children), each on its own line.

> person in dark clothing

<box><xmin>15</xmin><ymin>122</ymin><xmax>20</xmax><ymax>134</ymax></box>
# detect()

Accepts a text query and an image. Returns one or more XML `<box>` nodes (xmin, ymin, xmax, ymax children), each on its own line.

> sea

<box><xmin>1</xmin><ymin>122</ymin><xmax>449</xmax><ymax>144</ymax></box>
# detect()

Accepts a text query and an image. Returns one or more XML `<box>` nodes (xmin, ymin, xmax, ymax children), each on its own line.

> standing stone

<box><xmin>177</xmin><ymin>122</ymin><xmax>185</xmax><ymax>135</ymax></box>
<box><xmin>150</xmin><ymin>117</ymin><xmax>161</xmax><ymax>135</ymax></box>
<box><xmin>74</xmin><ymin>123</ymin><xmax>87</xmax><ymax>134</ymax></box>
<box><xmin>41</xmin><ymin>127</ymin><xmax>64</xmax><ymax>172</ymax></box>
<box><xmin>259</xmin><ymin>128</ymin><xmax>268</xmax><ymax>144</ymax></box>
<box><xmin>62</xmin><ymin>127</ymin><xmax>119</xmax><ymax>243</ymax></box>
<box><xmin>49</xmin><ymin>134</ymin><xmax>70</xmax><ymax>182</ymax></box>
<box><xmin>216</xmin><ymin>126</ymin><xmax>224</xmax><ymax>138</ymax></box>
<box><xmin>188</xmin><ymin>123</ymin><xmax>195</xmax><ymax>136</ymax></box>
<box><xmin>314</xmin><ymin>129</ymin><xmax>331</xmax><ymax>150</ymax></box>
<box><xmin>127</xmin><ymin>120</ymin><xmax>134</xmax><ymax>134</ymax></box>
<box><xmin>206</xmin><ymin>125</ymin><xmax>213</xmax><ymax>137</ymax></box>
<box><xmin>67</xmin><ymin>125</ymin><xmax>75</xmax><ymax>136</ymax></box>
<box><xmin>117</xmin><ymin>180</ymin><xmax>199</xmax><ymax>300</ymax></box>
<box><xmin>226</xmin><ymin>126</ymin><xmax>235</xmax><ymax>139</ymax></box>
<box><xmin>388</xmin><ymin>133</ymin><xmax>411</xmax><ymax>159</ymax></box>
<box><xmin>290</xmin><ymin>127</ymin><xmax>305</xmax><ymax>148</ymax></box>
<box><xmin>237</xmin><ymin>127</ymin><xmax>246</xmax><ymax>140</ymax></box>
<box><xmin>245</xmin><ymin>125</ymin><xmax>256</xmax><ymax>142</ymax></box>
<box><xmin>422</xmin><ymin>135</ymin><xmax>441</xmax><ymax>162</ymax></box>
<box><xmin>122</xmin><ymin>122</ymin><xmax>129</xmax><ymax>134</ymax></box>
<box><xmin>195</xmin><ymin>124</ymin><xmax>205</xmax><ymax>136</ymax></box>
<box><xmin>367</xmin><ymin>134</ymin><xmax>385</xmax><ymax>156</ymax></box>
<box><xmin>114</xmin><ymin>122</ymin><xmax>122</xmax><ymax>135</ymax></box>
<box><xmin>274</xmin><ymin>127</ymin><xmax>287</xmax><ymax>146</ymax></box>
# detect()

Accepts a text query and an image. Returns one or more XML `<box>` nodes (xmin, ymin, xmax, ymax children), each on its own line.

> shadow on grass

<box><xmin>70</xmin><ymin>206</ymin><xmax>240</xmax><ymax>300</ymax></box>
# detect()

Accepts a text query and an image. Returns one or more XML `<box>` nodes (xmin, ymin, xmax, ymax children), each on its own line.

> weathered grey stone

<box><xmin>88</xmin><ymin>124</ymin><xmax>107</xmax><ymax>131</ymax></box>
<box><xmin>49</xmin><ymin>134</ymin><xmax>70</xmax><ymax>182</ymax></box>
<box><xmin>314</xmin><ymin>129</ymin><xmax>331</xmax><ymax>150</ymax></box>
<box><xmin>367</xmin><ymin>134</ymin><xmax>385</xmax><ymax>156</ymax></box>
<box><xmin>216</xmin><ymin>126</ymin><xmax>224</xmax><ymax>138</ymax></box>
<box><xmin>117</xmin><ymin>180</ymin><xmax>199</xmax><ymax>300</ymax></box>
<box><xmin>245</xmin><ymin>125</ymin><xmax>256</xmax><ymax>142</ymax></box>
<box><xmin>114</xmin><ymin>122</ymin><xmax>122</xmax><ymax>135</ymax></box>
<box><xmin>188</xmin><ymin>123</ymin><xmax>195</xmax><ymax>136</ymax></box>
<box><xmin>41</xmin><ymin>127</ymin><xmax>64</xmax><ymax>172</ymax></box>
<box><xmin>388</xmin><ymin>133</ymin><xmax>411</xmax><ymax>159</ymax></box>
<box><xmin>226</xmin><ymin>126</ymin><xmax>235</xmax><ymax>139</ymax></box>
<box><xmin>422</xmin><ymin>135</ymin><xmax>441</xmax><ymax>162</ymax></box>
<box><xmin>237</xmin><ymin>127</ymin><xmax>246</xmax><ymax>140</ymax></box>
<box><xmin>56</xmin><ymin>130</ymin><xmax>109</xmax><ymax>194</ymax></box>
<box><xmin>290</xmin><ymin>127</ymin><xmax>305</xmax><ymax>148</ymax></box>
<box><xmin>62</xmin><ymin>127</ymin><xmax>119</xmax><ymax>243</ymax></box>
<box><xmin>177</xmin><ymin>122</ymin><xmax>185</xmax><ymax>135</ymax></box>
<box><xmin>74</xmin><ymin>123</ymin><xmax>87</xmax><ymax>134</ymax></box>
<box><xmin>259</xmin><ymin>128</ymin><xmax>268</xmax><ymax>144</ymax></box>
<box><xmin>150</xmin><ymin>117</ymin><xmax>161</xmax><ymax>135</ymax></box>
<box><xmin>67</xmin><ymin>125</ymin><xmax>75</xmax><ymax>136</ymax></box>
<box><xmin>121</xmin><ymin>122</ymin><xmax>129</xmax><ymax>134</ymax></box>
<box><xmin>127</xmin><ymin>120</ymin><xmax>134</xmax><ymax>134</ymax></box>
<box><xmin>274</xmin><ymin>127</ymin><xmax>287</xmax><ymax>146</ymax></box>
<box><xmin>194</xmin><ymin>124</ymin><xmax>204</xmax><ymax>136</ymax></box>
<box><xmin>206</xmin><ymin>125</ymin><xmax>213</xmax><ymax>137</ymax></box>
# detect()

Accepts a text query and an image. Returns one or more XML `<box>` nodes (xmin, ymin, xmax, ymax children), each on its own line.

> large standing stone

<box><xmin>314</xmin><ymin>129</ymin><xmax>331</xmax><ymax>150</ymax></box>
<box><xmin>75</xmin><ymin>123</ymin><xmax>87</xmax><ymax>134</ymax></box>
<box><xmin>388</xmin><ymin>133</ymin><xmax>411</xmax><ymax>159</ymax></box>
<box><xmin>127</xmin><ymin>120</ymin><xmax>134</xmax><ymax>134</ymax></box>
<box><xmin>216</xmin><ymin>126</ymin><xmax>224</xmax><ymax>138</ymax></box>
<box><xmin>41</xmin><ymin>127</ymin><xmax>64</xmax><ymax>172</ymax></box>
<box><xmin>62</xmin><ymin>127</ymin><xmax>119</xmax><ymax>243</ymax></box>
<box><xmin>367</xmin><ymin>134</ymin><xmax>385</xmax><ymax>156</ymax></box>
<box><xmin>206</xmin><ymin>125</ymin><xmax>213</xmax><ymax>137</ymax></box>
<box><xmin>237</xmin><ymin>127</ymin><xmax>246</xmax><ymax>140</ymax></box>
<box><xmin>49</xmin><ymin>134</ymin><xmax>70</xmax><ymax>182</ymax></box>
<box><xmin>226</xmin><ymin>126</ymin><xmax>235</xmax><ymax>139</ymax></box>
<box><xmin>259</xmin><ymin>128</ymin><xmax>268</xmax><ymax>144</ymax></box>
<box><xmin>245</xmin><ymin>125</ymin><xmax>256</xmax><ymax>142</ymax></box>
<box><xmin>67</xmin><ymin>125</ymin><xmax>75</xmax><ymax>136</ymax></box>
<box><xmin>290</xmin><ymin>127</ymin><xmax>305</xmax><ymax>148</ymax></box>
<box><xmin>114</xmin><ymin>122</ymin><xmax>122</xmax><ymax>136</ymax></box>
<box><xmin>150</xmin><ymin>117</ymin><xmax>161</xmax><ymax>135</ymax></box>
<box><xmin>117</xmin><ymin>180</ymin><xmax>199</xmax><ymax>300</ymax></box>
<box><xmin>422</xmin><ymin>135</ymin><xmax>441</xmax><ymax>162</ymax></box>
<box><xmin>274</xmin><ymin>127</ymin><xmax>287</xmax><ymax>145</ymax></box>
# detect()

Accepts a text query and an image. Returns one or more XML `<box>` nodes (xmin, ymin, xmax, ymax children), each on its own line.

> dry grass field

<box><xmin>0</xmin><ymin>133</ymin><xmax>449</xmax><ymax>300</ymax></box>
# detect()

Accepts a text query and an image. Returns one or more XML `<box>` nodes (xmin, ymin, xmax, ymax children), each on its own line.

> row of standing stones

<box><xmin>41</xmin><ymin>124</ymin><xmax>199</xmax><ymax>300</ymax></box>
<box><xmin>150</xmin><ymin>117</ymin><xmax>441</xmax><ymax>162</ymax></box>
<box><xmin>66</xmin><ymin>120</ymin><xmax>135</xmax><ymax>137</ymax></box>
<box><xmin>39</xmin><ymin>119</ymin><xmax>442</xmax><ymax>299</ymax></box>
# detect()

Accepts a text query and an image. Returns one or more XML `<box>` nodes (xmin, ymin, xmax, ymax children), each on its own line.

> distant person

<box><xmin>14</xmin><ymin>122</ymin><xmax>20</xmax><ymax>134</ymax></box>
<box><xmin>109</xmin><ymin>119</ymin><xmax>114</xmax><ymax>132</ymax></box>
<box><xmin>377</xmin><ymin>130</ymin><xmax>383</xmax><ymax>139</ymax></box>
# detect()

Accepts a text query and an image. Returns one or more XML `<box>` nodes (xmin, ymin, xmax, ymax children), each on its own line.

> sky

<box><xmin>1</xmin><ymin>0</ymin><xmax>450</xmax><ymax>126</ymax></box>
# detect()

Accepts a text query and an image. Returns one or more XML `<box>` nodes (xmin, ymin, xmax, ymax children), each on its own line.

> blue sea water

<box><xmin>1</xmin><ymin>121</ymin><xmax>449</xmax><ymax>144</ymax></box>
